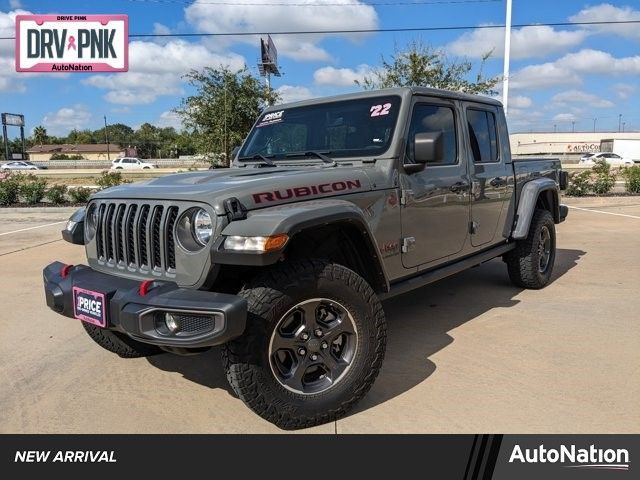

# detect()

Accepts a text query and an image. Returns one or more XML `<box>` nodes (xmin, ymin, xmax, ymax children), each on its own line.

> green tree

<box><xmin>32</xmin><ymin>126</ymin><xmax>48</xmax><ymax>145</ymax></box>
<box><xmin>67</xmin><ymin>129</ymin><xmax>95</xmax><ymax>144</ymax></box>
<box><xmin>175</xmin><ymin>67</ymin><xmax>278</xmax><ymax>165</ymax></box>
<box><xmin>93</xmin><ymin>123</ymin><xmax>135</xmax><ymax>147</ymax></box>
<box><xmin>356</xmin><ymin>40</ymin><xmax>499</xmax><ymax>95</ymax></box>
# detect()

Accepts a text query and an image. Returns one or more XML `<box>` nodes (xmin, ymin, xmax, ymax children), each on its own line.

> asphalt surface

<box><xmin>0</xmin><ymin>197</ymin><xmax>638</xmax><ymax>433</ymax></box>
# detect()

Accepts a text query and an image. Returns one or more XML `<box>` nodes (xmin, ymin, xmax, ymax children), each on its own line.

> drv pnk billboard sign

<box><xmin>15</xmin><ymin>15</ymin><xmax>128</xmax><ymax>72</ymax></box>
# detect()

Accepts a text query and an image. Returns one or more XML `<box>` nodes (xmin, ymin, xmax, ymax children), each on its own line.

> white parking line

<box><xmin>567</xmin><ymin>205</ymin><xmax>640</xmax><ymax>219</ymax></box>
<box><xmin>0</xmin><ymin>221</ymin><xmax>67</xmax><ymax>236</ymax></box>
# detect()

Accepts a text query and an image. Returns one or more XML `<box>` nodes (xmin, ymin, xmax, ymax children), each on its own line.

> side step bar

<box><xmin>380</xmin><ymin>242</ymin><xmax>515</xmax><ymax>300</ymax></box>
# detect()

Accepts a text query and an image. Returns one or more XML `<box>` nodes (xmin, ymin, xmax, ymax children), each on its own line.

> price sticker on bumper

<box><xmin>72</xmin><ymin>287</ymin><xmax>107</xmax><ymax>327</ymax></box>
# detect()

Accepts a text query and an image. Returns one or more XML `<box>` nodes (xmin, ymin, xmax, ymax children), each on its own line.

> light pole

<box><xmin>593</xmin><ymin>118</ymin><xmax>597</xmax><ymax>133</ymax></box>
<box><xmin>572</xmin><ymin>121</ymin><xmax>575</xmax><ymax>133</ymax></box>
<box><xmin>502</xmin><ymin>0</ymin><xmax>513</xmax><ymax>116</ymax></box>
<box><xmin>618</xmin><ymin>114</ymin><xmax>622</xmax><ymax>132</ymax></box>
<box><xmin>103</xmin><ymin>115</ymin><xmax>110</xmax><ymax>161</ymax></box>
<box><xmin>623</xmin><ymin>122</ymin><xmax>626</xmax><ymax>133</ymax></box>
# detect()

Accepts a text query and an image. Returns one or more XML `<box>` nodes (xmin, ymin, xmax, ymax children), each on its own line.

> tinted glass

<box><xmin>405</xmin><ymin>104</ymin><xmax>457</xmax><ymax>165</ymax></box>
<box><xmin>467</xmin><ymin>109</ymin><xmax>498</xmax><ymax>163</ymax></box>
<box><xmin>240</xmin><ymin>96</ymin><xmax>401</xmax><ymax>160</ymax></box>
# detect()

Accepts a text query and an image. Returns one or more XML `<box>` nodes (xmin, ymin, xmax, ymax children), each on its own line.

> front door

<box><xmin>400</xmin><ymin>100</ymin><xmax>470</xmax><ymax>268</ymax></box>
<box><xmin>463</xmin><ymin>105</ymin><xmax>509</xmax><ymax>247</ymax></box>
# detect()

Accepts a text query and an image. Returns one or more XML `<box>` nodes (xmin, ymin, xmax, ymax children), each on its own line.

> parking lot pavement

<box><xmin>0</xmin><ymin>198</ymin><xmax>638</xmax><ymax>433</ymax></box>
<box><xmin>0</xmin><ymin>207</ymin><xmax>77</xmax><ymax>256</ymax></box>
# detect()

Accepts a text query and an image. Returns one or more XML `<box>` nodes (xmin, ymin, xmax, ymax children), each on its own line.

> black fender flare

<box><xmin>211</xmin><ymin>199</ymin><xmax>390</xmax><ymax>292</ymax></box>
<box><xmin>512</xmin><ymin>178</ymin><xmax>560</xmax><ymax>239</ymax></box>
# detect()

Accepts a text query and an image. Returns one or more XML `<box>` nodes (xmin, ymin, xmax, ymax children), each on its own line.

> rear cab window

<box><xmin>467</xmin><ymin>109</ymin><xmax>499</xmax><ymax>163</ymax></box>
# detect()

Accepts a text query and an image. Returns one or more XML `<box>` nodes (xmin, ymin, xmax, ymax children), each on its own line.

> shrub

<box><xmin>45</xmin><ymin>184</ymin><xmax>68</xmax><ymax>205</ymax></box>
<box><xmin>0</xmin><ymin>172</ymin><xmax>21</xmax><ymax>205</ymax></box>
<box><xmin>50</xmin><ymin>153</ymin><xmax>85</xmax><ymax>160</ymax></box>
<box><xmin>69</xmin><ymin>186</ymin><xmax>92</xmax><ymax>204</ymax></box>
<box><xmin>95</xmin><ymin>170</ymin><xmax>130</xmax><ymax>190</ymax></box>
<box><xmin>591</xmin><ymin>159</ymin><xmax>616</xmax><ymax>195</ymax></box>
<box><xmin>622</xmin><ymin>165</ymin><xmax>640</xmax><ymax>194</ymax></box>
<box><xmin>20</xmin><ymin>174</ymin><xmax>48</xmax><ymax>204</ymax></box>
<box><xmin>566</xmin><ymin>171</ymin><xmax>591</xmax><ymax>196</ymax></box>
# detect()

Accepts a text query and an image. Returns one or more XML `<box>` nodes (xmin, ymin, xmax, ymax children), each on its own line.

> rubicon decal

<box><xmin>509</xmin><ymin>444</ymin><xmax>630</xmax><ymax>471</ymax></box>
<box><xmin>252</xmin><ymin>179</ymin><xmax>362</xmax><ymax>204</ymax></box>
<box><xmin>16</xmin><ymin>15</ymin><xmax>128</xmax><ymax>72</ymax></box>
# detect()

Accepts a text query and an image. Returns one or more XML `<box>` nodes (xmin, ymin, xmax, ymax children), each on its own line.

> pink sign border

<box><xmin>15</xmin><ymin>14</ymin><xmax>129</xmax><ymax>73</ymax></box>
<box><xmin>72</xmin><ymin>286</ymin><xmax>107</xmax><ymax>328</ymax></box>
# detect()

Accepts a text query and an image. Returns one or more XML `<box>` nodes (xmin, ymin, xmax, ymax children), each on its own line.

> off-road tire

<box><xmin>222</xmin><ymin>259</ymin><xmax>386</xmax><ymax>430</ymax></box>
<box><xmin>82</xmin><ymin>323</ymin><xmax>160</xmax><ymax>358</ymax></box>
<box><xmin>506</xmin><ymin>208</ymin><xmax>556</xmax><ymax>289</ymax></box>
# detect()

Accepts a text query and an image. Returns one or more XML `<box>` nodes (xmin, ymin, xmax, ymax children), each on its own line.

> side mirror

<box><xmin>231</xmin><ymin>146</ymin><xmax>240</xmax><ymax>159</ymax></box>
<box><xmin>414</xmin><ymin>131</ymin><xmax>443</xmax><ymax>164</ymax></box>
<box><xmin>404</xmin><ymin>132</ymin><xmax>444</xmax><ymax>174</ymax></box>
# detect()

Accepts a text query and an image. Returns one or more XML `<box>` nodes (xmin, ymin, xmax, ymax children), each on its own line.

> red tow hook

<box><xmin>138</xmin><ymin>280</ymin><xmax>155</xmax><ymax>297</ymax></box>
<box><xmin>60</xmin><ymin>264</ymin><xmax>74</xmax><ymax>279</ymax></box>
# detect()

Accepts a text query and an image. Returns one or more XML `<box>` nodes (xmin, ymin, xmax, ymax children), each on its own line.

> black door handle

<box><xmin>490</xmin><ymin>177</ymin><xmax>507</xmax><ymax>188</ymax></box>
<box><xmin>449</xmin><ymin>181</ymin><xmax>469</xmax><ymax>193</ymax></box>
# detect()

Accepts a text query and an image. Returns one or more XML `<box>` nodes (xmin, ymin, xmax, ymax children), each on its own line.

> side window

<box><xmin>467</xmin><ymin>109</ymin><xmax>498</xmax><ymax>163</ymax></box>
<box><xmin>405</xmin><ymin>104</ymin><xmax>457</xmax><ymax>165</ymax></box>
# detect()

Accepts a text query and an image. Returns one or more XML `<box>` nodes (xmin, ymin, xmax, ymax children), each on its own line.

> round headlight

<box><xmin>193</xmin><ymin>209</ymin><xmax>213</xmax><ymax>246</ymax></box>
<box><xmin>84</xmin><ymin>203</ymin><xmax>98</xmax><ymax>242</ymax></box>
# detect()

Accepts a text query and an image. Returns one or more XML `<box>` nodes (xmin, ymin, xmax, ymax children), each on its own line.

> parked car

<box><xmin>45</xmin><ymin>87</ymin><xmax>568</xmax><ymax>430</ymax></box>
<box><xmin>1</xmin><ymin>160</ymin><xmax>47</xmax><ymax>170</ymax></box>
<box><xmin>110</xmin><ymin>157</ymin><xmax>157</xmax><ymax>170</ymax></box>
<box><xmin>578</xmin><ymin>152</ymin><xmax>633</xmax><ymax>167</ymax></box>
<box><xmin>579</xmin><ymin>153</ymin><xmax>596</xmax><ymax>162</ymax></box>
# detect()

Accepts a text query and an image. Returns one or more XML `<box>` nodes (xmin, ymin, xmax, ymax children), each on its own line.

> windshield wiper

<box><xmin>237</xmin><ymin>154</ymin><xmax>276</xmax><ymax>167</ymax></box>
<box><xmin>285</xmin><ymin>151</ymin><xmax>337</xmax><ymax>166</ymax></box>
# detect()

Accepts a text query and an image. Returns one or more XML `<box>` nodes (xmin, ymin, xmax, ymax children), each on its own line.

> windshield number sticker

<box><xmin>370</xmin><ymin>103</ymin><xmax>391</xmax><ymax>117</ymax></box>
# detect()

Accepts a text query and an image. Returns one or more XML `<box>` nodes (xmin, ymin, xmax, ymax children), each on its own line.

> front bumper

<box><xmin>43</xmin><ymin>261</ymin><xmax>247</xmax><ymax>348</ymax></box>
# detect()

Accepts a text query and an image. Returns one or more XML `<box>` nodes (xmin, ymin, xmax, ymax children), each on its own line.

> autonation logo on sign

<box><xmin>510</xmin><ymin>444</ymin><xmax>630</xmax><ymax>471</ymax></box>
<box><xmin>15</xmin><ymin>14</ymin><xmax>128</xmax><ymax>72</ymax></box>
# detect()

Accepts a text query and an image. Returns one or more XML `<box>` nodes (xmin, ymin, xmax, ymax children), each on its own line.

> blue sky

<box><xmin>1</xmin><ymin>0</ymin><xmax>639</xmax><ymax>137</ymax></box>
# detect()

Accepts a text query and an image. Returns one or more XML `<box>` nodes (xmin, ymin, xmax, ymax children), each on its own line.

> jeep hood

<box><xmin>92</xmin><ymin>165</ymin><xmax>375</xmax><ymax>214</ymax></box>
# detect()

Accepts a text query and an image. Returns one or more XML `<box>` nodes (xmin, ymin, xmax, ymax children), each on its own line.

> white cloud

<box><xmin>509</xmin><ymin>95</ymin><xmax>532</xmax><ymax>109</ymax></box>
<box><xmin>509</xmin><ymin>62</ymin><xmax>580</xmax><ymax>90</ymax></box>
<box><xmin>552</xmin><ymin>90</ymin><xmax>614</xmax><ymax>108</ymax></box>
<box><xmin>276</xmin><ymin>85</ymin><xmax>314</xmax><ymax>104</ymax></box>
<box><xmin>184</xmin><ymin>0</ymin><xmax>378</xmax><ymax>62</ymax></box>
<box><xmin>559</xmin><ymin>49</ymin><xmax>640</xmax><ymax>75</ymax></box>
<box><xmin>42</xmin><ymin>105</ymin><xmax>92</xmax><ymax>136</ymax></box>
<box><xmin>613</xmin><ymin>83</ymin><xmax>636</xmax><ymax>100</ymax></box>
<box><xmin>447</xmin><ymin>25</ymin><xmax>587</xmax><ymax>60</ymax></box>
<box><xmin>509</xmin><ymin>49</ymin><xmax>640</xmax><ymax>91</ymax></box>
<box><xmin>152</xmin><ymin>22</ymin><xmax>171</xmax><ymax>36</ymax></box>
<box><xmin>157</xmin><ymin>111</ymin><xmax>183</xmax><ymax>130</ymax></box>
<box><xmin>0</xmin><ymin>9</ymin><xmax>29</xmax><ymax>92</ymax></box>
<box><xmin>570</xmin><ymin>3</ymin><xmax>640</xmax><ymax>40</ymax></box>
<box><xmin>82</xmin><ymin>40</ymin><xmax>246</xmax><ymax>104</ymax></box>
<box><xmin>313</xmin><ymin>64</ymin><xmax>372</xmax><ymax>86</ymax></box>
<box><xmin>553</xmin><ymin>113</ymin><xmax>578</xmax><ymax>123</ymax></box>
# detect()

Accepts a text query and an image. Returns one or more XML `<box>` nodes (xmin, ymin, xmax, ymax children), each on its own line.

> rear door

<box><xmin>463</xmin><ymin>104</ymin><xmax>510</xmax><ymax>247</ymax></box>
<box><xmin>400</xmin><ymin>98</ymin><xmax>470</xmax><ymax>268</ymax></box>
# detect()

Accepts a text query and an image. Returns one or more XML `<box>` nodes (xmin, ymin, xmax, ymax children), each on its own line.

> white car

<box><xmin>1</xmin><ymin>160</ymin><xmax>46</xmax><ymax>170</ymax></box>
<box><xmin>110</xmin><ymin>157</ymin><xmax>157</xmax><ymax>170</ymax></box>
<box><xmin>578</xmin><ymin>152</ymin><xmax>633</xmax><ymax>167</ymax></box>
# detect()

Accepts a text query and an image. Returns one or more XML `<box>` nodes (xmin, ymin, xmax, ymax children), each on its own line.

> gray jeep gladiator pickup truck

<box><xmin>44</xmin><ymin>87</ymin><xmax>568</xmax><ymax>429</ymax></box>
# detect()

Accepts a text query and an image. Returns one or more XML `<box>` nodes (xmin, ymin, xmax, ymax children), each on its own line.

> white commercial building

<box><xmin>510</xmin><ymin>132</ymin><xmax>640</xmax><ymax>162</ymax></box>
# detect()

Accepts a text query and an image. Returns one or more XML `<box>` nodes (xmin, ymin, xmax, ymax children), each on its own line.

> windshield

<box><xmin>239</xmin><ymin>95</ymin><xmax>401</xmax><ymax>160</ymax></box>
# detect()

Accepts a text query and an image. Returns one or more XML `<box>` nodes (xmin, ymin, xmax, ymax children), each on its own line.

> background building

<box><xmin>510</xmin><ymin>132</ymin><xmax>640</xmax><ymax>162</ymax></box>
<box><xmin>27</xmin><ymin>143</ymin><xmax>123</xmax><ymax>161</ymax></box>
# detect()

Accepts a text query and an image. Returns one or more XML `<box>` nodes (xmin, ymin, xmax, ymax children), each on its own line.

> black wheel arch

<box><xmin>212</xmin><ymin>204</ymin><xmax>390</xmax><ymax>294</ymax></box>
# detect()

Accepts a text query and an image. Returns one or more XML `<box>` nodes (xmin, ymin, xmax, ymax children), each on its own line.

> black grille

<box><xmin>93</xmin><ymin>201</ymin><xmax>178</xmax><ymax>273</ymax></box>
